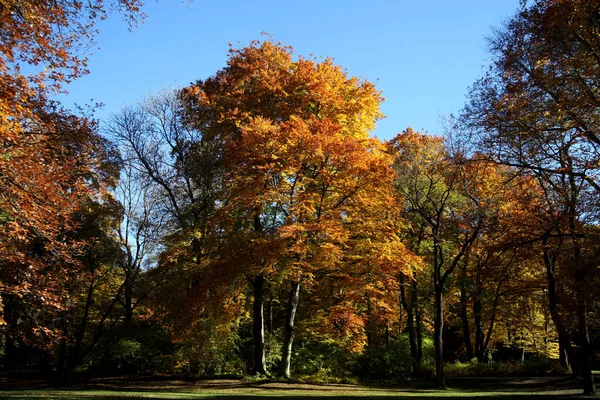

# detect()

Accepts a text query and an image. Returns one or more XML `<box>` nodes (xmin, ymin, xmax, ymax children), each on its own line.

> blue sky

<box><xmin>58</xmin><ymin>0</ymin><xmax>520</xmax><ymax>141</ymax></box>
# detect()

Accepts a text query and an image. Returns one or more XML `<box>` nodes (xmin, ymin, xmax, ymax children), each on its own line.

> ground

<box><xmin>0</xmin><ymin>375</ymin><xmax>597</xmax><ymax>399</ymax></box>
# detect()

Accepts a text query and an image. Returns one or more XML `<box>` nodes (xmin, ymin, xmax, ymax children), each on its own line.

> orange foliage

<box><xmin>0</xmin><ymin>1</ymin><xmax>143</xmax><ymax>325</ymax></box>
<box><xmin>180</xmin><ymin>40</ymin><xmax>414</xmax><ymax>343</ymax></box>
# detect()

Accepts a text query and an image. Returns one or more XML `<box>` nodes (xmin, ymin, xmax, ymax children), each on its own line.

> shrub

<box><xmin>355</xmin><ymin>334</ymin><xmax>435</xmax><ymax>382</ymax></box>
<box><xmin>444</xmin><ymin>357</ymin><xmax>565</xmax><ymax>377</ymax></box>
<box><xmin>174</xmin><ymin>317</ymin><xmax>244</xmax><ymax>377</ymax></box>
<box><xmin>88</xmin><ymin>323</ymin><xmax>173</xmax><ymax>375</ymax></box>
<box><xmin>292</xmin><ymin>338</ymin><xmax>358</xmax><ymax>382</ymax></box>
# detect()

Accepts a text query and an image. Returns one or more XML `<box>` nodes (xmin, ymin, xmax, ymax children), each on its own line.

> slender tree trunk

<box><xmin>542</xmin><ymin>237</ymin><xmax>576</xmax><ymax>374</ymax></box>
<box><xmin>280</xmin><ymin>281</ymin><xmax>300</xmax><ymax>379</ymax></box>
<box><xmin>474</xmin><ymin>297</ymin><xmax>484</xmax><ymax>361</ymax></box>
<box><xmin>2</xmin><ymin>295</ymin><xmax>18</xmax><ymax>372</ymax></box>
<box><xmin>416</xmin><ymin>300</ymin><xmax>423</xmax><ymax>368</ymax></box>
<box><xmin>124</xmin><ymin>270</ymin><xmax>133</xmax><ymax>325</ymax></box>
<box><xmin>432</xmin><ymin>231</ymin><xmax>445</xmax><ymax>389</ymax></box>
<box><xmin>3</xmin><ymin>335</ymin><xmax>16</xmax><ymax>372</ymax></box>
<box><xmin>576</xmin><ymin>291</ymin><xmax>596</xmax><ymax>395</ymax></box>
<box><xmin>459</xmin><ymin>283</ymin><xmax>473</xmax><ymax>360</ymax></box>
<box><xmin>570</xmin><ymin>224</ymin><xmax>596</xmax><ymax>394</ymax></box>
<box><xmin>482</xmin><ymin>302</ymin><xmax>498</xmax><ymax>358</ymax></box>
<box><xmin>434</xmin><ymin>282</ymin><xmax>445</xmax><ymax>388</ymax></box>
<box><xmin>414</xmin><ymin>272</ymin><xmax>423</xmax><ymax>369</ymax></box>
<box><xmin>56</xmin><ymin>337</ymin><xmax>68</xmax><ymax>383</ymax></box>
<box><xmin>400</xmin><ymin>274</ymin><xmax>418</xmax><ymax>376</ymax></box>
<box><xmin>566</xmin><ymin>154</ymin><xmax>595</xmax><ymax>394</ymax></box>
<box><xmin>63</xmin><ymin>279</ymin><xmax>95</xmax><ymax>378</ymax></box>
<box><xmin>253</xmin><ymin>274</ymin><xmax>267</xmax><ymax>375</ymax></box>
<box><xmin>266</xmin><ymin>299</ymin><xmax>273</xmax><ymax>333</ymax></box>
<box><xmin>385</xmin><ymin>322</ymin><xmax>391</xmax><ymax>345</ymax></box>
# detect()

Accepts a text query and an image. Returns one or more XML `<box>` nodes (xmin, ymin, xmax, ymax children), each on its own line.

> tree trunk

<box><xmin>2</xmin><ymin>294</ymin><xmax>18</xmax><ymax>372</ymax></box>
<box><xmin>459</xmin><ymin>283</ymin><xmax>473</xmax><ymax>360</ymax></box>
<box><xmin>56</xmin><ymin>337</ymin><xmax>69</xmax><ymax>383</ymax></box>
<box><xmin>414</xmin><ymin>273</ymin><xmax>423</xmax><ymax>370</ymax></box>
<box><xmin>576</xmin><ymin>291</ymin><xmax>596</xmax><ymax>395</ymax></box>
<box><xmin>400</xmin><ymin>274</ymin><xmax>418</xmax><ymax>375</ymax></box>
<box><xmin>280</xmin><ymin>281</ymin><xmax>300</xmax><ymax>379</ymax></box>
<box><xmin>3</xmin><ymin>335</ymin><xmax>17</xmax><ymax>372</ymax></box>
<box><xmin>253</xmin><ymin>274</ymin><xmax>267</xmax><ymax>375</ymax></box>
<box><xmin>385</xmin><ymin>322</ymin><xmax>391</xmax><ymax>345</ymax></box>
<box><xmin>2</xmin><ymin>294</ymin><xmax>22</xmax><ymax>371</ymax></box>
<box><xmin>124</xmin><ymin>270</ymin><xmax>133</xmax><ymax>325</ymax></box>
<box><xmin>570</xmin><ymin>231</ymin><xmax>596</xmax><ymax>394</ymax></box>
<box><xmin>266</xmin><ymin>299</ymin><xmax>273</xmax><ymax>333</ymax></box>
<box><xmin>434</xmin><ymin>283</ymin><xmax>445</xmax><ymax>388</ymax></box>
<box><xmin>474</xmin><ymin>295</ymin><xmax>484</xmax><ymax>361</ymax></box>
<box><xmin>566</xmin><ymin>154</ymin><xmax>595</xmax><ymax>394</ymax></box>
<box><xmin>542</xmin><ymin>238</ymin><xmax>576</xmax><ymax>374</ymax></box>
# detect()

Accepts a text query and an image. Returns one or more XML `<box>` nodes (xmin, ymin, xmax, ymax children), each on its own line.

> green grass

<box><xmin>0</xmin><ymin>387</ymin><xmax>592</xmax><ymax>398</ymax></box>
<box><xmin>0</xmin><ymin>376</ymin><xmax>595</xmax><ymax>399</ymax></box>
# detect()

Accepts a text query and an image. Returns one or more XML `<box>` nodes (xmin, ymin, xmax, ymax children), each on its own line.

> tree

<box><xmin>106</xmin><ymin>90</ymin><xmax>225</xmax><ymax>359</ymax></box>
<box><xmin>0</xmin><ymin>101</ymin><xmax>120</xmax><ymax>351</ymax></box>
<box><xmin>464</xmin><ymin>0</ymin><xmax>599</xmax><ymax>393</ymax></box>
<box><xmin>181</xmin><ymin>39</ymin><xmax>412</xmax><ymax>377</ymax></box>
<box><xmin>390</xmin><ymin>129</ymin><xmax>495</xmax><ymax>388</ymax></box>
<box><xmin>0</xmin><ymin>0</ymin><xmax>144</xmax><ymax>339</ymax></box>
<box><xmin>113</xmin><ymin>158</ymin><xmax>163</xmax><ymax>325</ymax></box>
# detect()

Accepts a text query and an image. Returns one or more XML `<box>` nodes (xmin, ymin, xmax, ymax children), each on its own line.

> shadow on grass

<box><xmin>0</xmin><ymin>375</ymin><xmax>596</xmax><ymax>399</ymax></box>
<box><xmin>0</xmin><ymin>395</ymin><xmax>594</xmax><ymax>400</ymax></box>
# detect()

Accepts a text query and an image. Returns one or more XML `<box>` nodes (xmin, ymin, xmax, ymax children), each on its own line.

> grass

<box><xmin>0</xmin><ymin>376</ymin><xmax>596</xmax><ymax>399</ymax></box>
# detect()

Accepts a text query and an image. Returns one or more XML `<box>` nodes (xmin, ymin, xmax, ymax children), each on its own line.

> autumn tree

<box><xmin>0</xmin><ymin>0</ymin><xmax>144</xmax><ymax>349</ymax></box>
<box><xmin>106</xmin><ymin>90</ymin><xmax>225</xmax><ymax>353</ymax></box>
<box><xmin>390</xmin><ymin>129</ymin><xmax>497</xmax><ymax>388</ymax></box>
<box><xmin>0</xmin><ymin>102</ymin><xmax>121</xmax><ymax>363</ymax></box>
<box><xmin>180</xmin><ymin>40</ymin><xmax>412</xmax><ymax>377</ymax></box>
<box><xmin>463</xmin><ymin>0</ymin><xmax>600</xmax><ymax>393</ymax></box>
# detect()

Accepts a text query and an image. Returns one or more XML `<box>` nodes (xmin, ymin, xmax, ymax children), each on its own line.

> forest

<box><xmin>0</xmin><ymin>0</ymin><xmax>598</xmax><ymax>397</ymax></box>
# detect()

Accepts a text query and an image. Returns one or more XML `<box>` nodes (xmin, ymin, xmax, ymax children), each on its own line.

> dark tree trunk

<box><xmin>385</xmin><ymin>322</ymin><xmax>391</xmax><ymax>345</ymax></box>
<box><xmin>434</xmin><ymin>282</ymin><xmax>445</xmax><ymax>388</ymax></box>
<box><xmin>3</xmin><ymin>335</ymin><xmax>17</xmax><ymax>372</ymax></box>
<box><xmin>415</xmin><ymin>299</ymin><xmax>423</xmax><ymax>367</ymax></box>
<box><xmin>414</xmin><ymin>271</ymin><xmax>423</xmax><ymax>368</ymax></box>
<box><xmin>459</xmin><ymin>282</ymin><xmax>473</xmax><ymax>360</ymax></box>
<box><xmin>280</xmin><ymin>281</ymin><xmax>300</xmax><ymax>379</ymax></box>
<box><xmin>542</xmin><ymin>237</ymin><xmax>576</xmax><ymax>374</ymax></box>
<box><xmin>69</xmin><ymin>278</ymin><xmax>95</xmax><ymax>375</ymax></box>
<box><xmin>473</xmin><ymin>290</ymin><xmax>485</xmax><ymax>361</ymax></box>
<box><xmin>266</xmin><ymin>299</ymin><xmax>273</xmax><ymax>333</ymax></box>
<box><xmin>124</xmin><ymin>270</ymin><xmax>133</xmax><ymax>325</ymax></box>
<box><xmin>576</xmin><ymin>290</ymin><xmax>596</xmax><ymax>395</ymax></box>
<box><xmin>566</xmin><ymin>154</ymin><xmax>595</xmax><ymax>395</ymax></box>
<box><xmin>569</xmin><ymin>222</ymin><xmax>596</xmax><ymax>394</ymax></box>
<box><xmin>253</xmin><ymin>274</ymin><xmax>267</xmax><ymax>375</ymax></box>
<box><xmin>400</xmin><ymin>274</ymin><xmax>419</xmax><ymax>376</ymax></box>
<box><xmin>2</xmin><ymin>294</ymin><xmax>19</xmax><ymax>372</ymax></box>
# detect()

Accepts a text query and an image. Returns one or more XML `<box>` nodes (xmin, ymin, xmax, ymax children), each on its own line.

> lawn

<box><xmin>0</xmin><ymin>376</ymin><xmax>595</xmax><ymax>399</ymax></box>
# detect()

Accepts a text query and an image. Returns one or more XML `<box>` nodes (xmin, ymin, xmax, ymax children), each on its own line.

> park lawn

<box><xmin>0</xmin><ymin>377</ymin><xmax>595</xmax><ymax>400</ymax></box>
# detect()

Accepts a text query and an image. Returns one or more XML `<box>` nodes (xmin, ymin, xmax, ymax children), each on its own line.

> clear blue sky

<box><xmin>58</xmin><ymin>0</ymin><xmax>520</xmax><ymax>141</ymax></box>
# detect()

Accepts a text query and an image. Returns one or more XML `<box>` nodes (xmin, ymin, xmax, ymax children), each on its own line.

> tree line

<box><xmin>0</xmin><ymin>0</ymin><xmax>598</xmax><ymax>395</ymax></box>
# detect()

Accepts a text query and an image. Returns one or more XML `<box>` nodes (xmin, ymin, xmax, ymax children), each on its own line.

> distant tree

<box><xmin>390</xmin><ymin>129</ymin><xmax>498</xmax><ymax>388</ymax></box>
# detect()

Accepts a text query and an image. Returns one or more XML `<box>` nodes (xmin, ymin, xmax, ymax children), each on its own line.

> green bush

<box><xmin>88</xmin><ymin>323</ymin><xmax>173</xmax><ymax>374</ymax></box>
<box><xmin>355</xmin><ymin>334</ymin><xmax>435</xmax><ymax>382</ymax></box>
<box><xmin>292</xmin><ymin>338</ymin><xmax>358</xmax><ymax>382</ymax></box>
<box><xmin>444</xmin><ymin>357</ymin><xmax>565</xmax><ymax>377</ymax></box>
<box><xmin>173</xmin><ymin>317</ymin><xmax>244</xmax><ymax>377</ymax></box>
